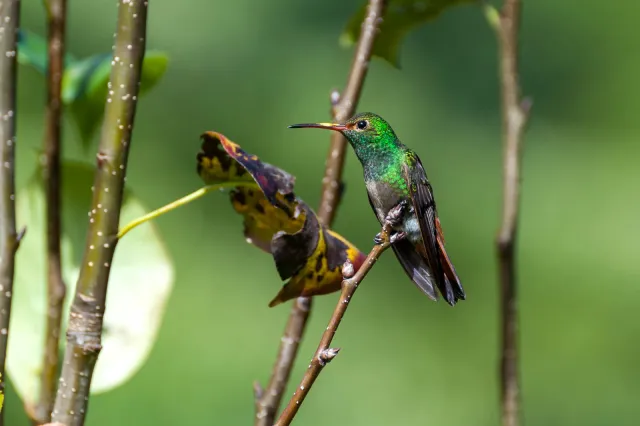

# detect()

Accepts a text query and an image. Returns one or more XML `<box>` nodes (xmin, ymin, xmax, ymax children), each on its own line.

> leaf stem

<box><xmin>0</xmin><ymin>2</ymin><xmax>22</xmax><ymax>424</ymax></box>
<box><xmin>117</xmin><ymin>182</ymin><xmax>256</xmax><ymax>239</ymax></box>
<box><xmin>274</xmin><ymin>222</ymin><xmax>393</xmax><ymax>426</ymax></box>
<box><xmin>253</xmin><ymin>1</ymin><xmax>387</xmax><ymax>424</ymax></box>
<box><xmin>51</xmin><ymin>2</ymin><xmax>148</xmax><ymax>424</ymax></box>
<box><xmin>493</xmin><ymin>1</ymin><xmax>530</xmax><ymax>426</ymax></box>
<box><xmin>36</xmin><ymin>0</ymin><xmax>68</xmax><ymax>423</ymax></box>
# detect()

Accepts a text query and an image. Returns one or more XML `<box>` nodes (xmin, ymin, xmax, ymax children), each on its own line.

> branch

<box><xmin>51</xmin><ymin>2</ymin><xmax>148</xmax><ymax>425</ymax></box>
<box><xmin>253</xmin><ymin>297</ymin><xmax>311</xmax><ymax>423</ymax></box>
<box><xmin>0</xmin><ymin>1</ymin><xmax>22</xmax><ymax>425</ymax></box>
<box><xmin>275</xmin><ymin>220</ymin><xmax>395</xmax><ymax>426</ymax></box>
<box><xmin>253</xmin><ymin>1</ymin><xmax>387</xmax><ymax>424</ymax></box>
<box><xmin>492</xmin><ymin>1</ymin><xmax>531</xmax><ymax>426</ymax></box>
<box><xmin>35</xmin><ymin>0</ymin><xmax>68</xmax><ymax>423</ymax></box>
<box><xmin>318</xmin><ymin>0</ymin><xmax>387</xmax><ymax>224</ymax></box>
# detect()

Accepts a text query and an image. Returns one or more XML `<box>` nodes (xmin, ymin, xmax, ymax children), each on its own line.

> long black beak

<box><xmin>288</xmin><ymin>122</ymin><xmax>347</xmax><ymax>131</ymax></box>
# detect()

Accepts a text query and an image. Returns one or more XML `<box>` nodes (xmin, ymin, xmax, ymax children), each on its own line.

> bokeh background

<box><xmin>9</xmin><ymin>0</ymin><xmax>639</xmax><ymax>425</ymax></box>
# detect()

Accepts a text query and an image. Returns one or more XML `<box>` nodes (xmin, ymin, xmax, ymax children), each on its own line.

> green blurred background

<box><xmin>9</xmin><ymin>0</ymin><xmax>639</xmax><ymax>425</ymax></box>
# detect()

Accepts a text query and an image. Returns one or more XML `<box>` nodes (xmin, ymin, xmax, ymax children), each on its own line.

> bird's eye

<box><xmin>356</xmin><ymin>120</ymin><xmax>368</xmax><ymax>130</ymax></box>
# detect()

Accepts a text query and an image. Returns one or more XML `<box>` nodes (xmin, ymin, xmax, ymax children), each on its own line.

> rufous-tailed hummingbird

<box><xmin>289</xmin><ymin>112</ymin><xmax>465</xmax><ymax>306</ymax></box>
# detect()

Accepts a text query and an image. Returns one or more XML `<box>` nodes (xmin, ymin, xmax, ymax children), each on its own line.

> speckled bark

<box><xmin>51</xmin><ymin>1</ymin><xmax>148</xmax><ymax>425</ymax></box>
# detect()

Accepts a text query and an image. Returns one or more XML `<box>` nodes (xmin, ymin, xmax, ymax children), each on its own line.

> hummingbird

<box><xmin>288</xmin><ymin>112</ymin><xmax>465</xmax><ymax>306</ymax></box>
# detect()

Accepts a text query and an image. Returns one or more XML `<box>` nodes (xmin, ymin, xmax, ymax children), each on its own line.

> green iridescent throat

<box><xmin>340</xmin><ymin>113</ymin><xmax>409</xmax><ymax>195</ymax></box>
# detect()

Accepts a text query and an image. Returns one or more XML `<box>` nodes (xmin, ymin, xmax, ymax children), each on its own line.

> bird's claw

<box><xmin>374</xmin><ymin>231</ymin><xmax>406</xmax><ymax>245</ymax></box>
<box><xmin>374</xmin><ymin>201</ymin><xmax>409</xmax><ymax>245</ymax></box>
<box><xmin>384</xmin><ymin>200</ymin><xmax>408</xmax><ymax>228</ymax></box>
<box><xmin>390</xmin><ymin>231</ymin><xmax>406</xmax><ymax>244</ymax></box>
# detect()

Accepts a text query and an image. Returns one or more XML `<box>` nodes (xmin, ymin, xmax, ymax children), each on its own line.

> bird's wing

<box><xmin>391</xmin><ymin>239</ymin><xmax>439</xmax><ymax>301</ymax></box>
<box><xmin>401</xmin><ymin>151</ymin><xmax>459</xmax><ymax>305</ymax></box>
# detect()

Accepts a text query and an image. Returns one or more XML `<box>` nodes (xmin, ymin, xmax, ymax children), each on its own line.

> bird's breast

<box><xmin>365</xmin><ymin>179</ymin><xmax>402</xmax><ymax>224</ymax></box>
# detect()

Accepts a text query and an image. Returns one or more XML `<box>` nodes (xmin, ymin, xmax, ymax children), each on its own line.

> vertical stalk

<box><xmin>51</xmin><ymin>1</ymin><xmax>148</xmax><ymax>425</ymax></box>
<box><xmin>35</xmin><ymin>0</ymin><xmax>68</xmax><ymax>423</ymax></box>
<box><xmin>0</xmin><ymin>1</ymin><xmax>22</xmax><ymax>424</ymax></box>
<box><xmin>493</xmin><ymin>1</ymin><xmax>530</xmax><ymax>426</ymax></box>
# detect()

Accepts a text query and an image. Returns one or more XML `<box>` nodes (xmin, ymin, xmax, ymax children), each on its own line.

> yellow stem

<box><xmin>117</xmin><ymin>182</ymin><xmax>257</xmax><ymax>239</ymax></box>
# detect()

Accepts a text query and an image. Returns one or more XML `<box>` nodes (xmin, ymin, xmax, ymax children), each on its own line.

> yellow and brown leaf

<box><xmin>197</xmin><ymin>132</ymin><xmax>365</xmax><ymax>306</ymax></box>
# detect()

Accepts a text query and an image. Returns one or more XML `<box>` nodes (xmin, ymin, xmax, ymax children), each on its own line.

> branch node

<box><xmin>330</xmin><ymin>89</ymin><xmax>340</xmax><ymax>106</ymax></box>
<box><xmin>96</xmin><ymin>151</ymin><xmax>110</xmax><ymax>166</ymax></box>
<box><xmin>520</xmin><ymin>97</ymin><xmax>533</xmax><ymax>115</ymax></box>
<box><xmin>318</xmin><ymin>348</ymin><xmax>340</xmax><ymax>366</ymax></box>
<box><xmin>341</xmin><ymin>259</ymin><xmax>355</xmax><ymax>279</ymax></box>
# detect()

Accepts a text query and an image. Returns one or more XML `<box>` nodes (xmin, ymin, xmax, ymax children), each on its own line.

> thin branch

<box><xmin>254</xmin><ymin>297</ymin><xmax>311</xmax><ymax>423</ymax></box>
<box><xmin>35</xmin><ymin>0</ymin><xmax>68</xmax><ymax>423</ymax></box>
<box><xmin>0</xmin><ymin>1</ymin><xmax>22</xmax><ymax>425</ymax></box>
<box><xmin>493</xmin><ymin>1</ymin><xmax>530</xmax><ymax>426</ymax></box>
<box><xmin>318</xmin><ymin>0</ymin><xmax>387</xmax><ymax>224</ymax></box>
<box><xmin>51</xmin><ymin>1</ymin><xmax>148</xmax><ymax>425</ymax></box>
<box><xmin>253</xmin><ymin>1</ymin><xmax>387</xmax><ymax>424</ymax></box>
<box><xmin>275</xmin><ymin>220</ymin><xmax>395</xmax><ymax>426</ymax></box>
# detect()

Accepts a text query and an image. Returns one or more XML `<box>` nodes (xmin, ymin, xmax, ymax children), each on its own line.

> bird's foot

<box><xmin>384</xmin><ymin>200</ymin><xmax>408</xmax><ymax>228</ymax></box>
<box><xmin>374</xmin><ymin>231</ymin><xmax>406</xmax><ymax>245</ymax></box>
<box><xmin>390</xmin><ymin>231</ymin><xmax>406</xmax><ymax>244</ymax></box>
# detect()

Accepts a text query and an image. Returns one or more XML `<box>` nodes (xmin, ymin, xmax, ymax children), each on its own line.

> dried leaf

<box><xmin>268</xmin><ymin>204</ymin><xmax>366</xmax><ymax>307</ymax></box>
<box><xmin>196</xmin><ymin>133</ymin><xmax>365</xmax><ymax>305</ymax></box>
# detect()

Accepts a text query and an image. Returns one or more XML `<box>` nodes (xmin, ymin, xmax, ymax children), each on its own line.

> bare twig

<box><xmin>493</xmin><ymin>1</ymin><xmax>530</xmax><ymax>426</ymax></box>
<box><xmin>0</xmin><ymin>2</ymin><xmax>22</xmax><ymax>424</ymax></box>
<box><xmin>35</xmin><ymin>0</ymin><xmax>68</xmax><ymax>423</ymax></box>
<box><xmin>51</xmin><ymin>1</ymin><xmax>148</xmax><ymax>425</ymax></box>
<box><xmin>253</xmin><ymin>1</ymin><xmax>387</xmax><ymax>424</ymax></box>
<box><xmin>275</xmin><ymin>221</ymin><xmax>394</xmax><ymax>426</ymax></box>
<box><xmin>254</xmin><ymin>297</ymin><xmax>311</xmax><ymax>423</ymax></box>
<box><xmin>318</xmin><ymin>0</ymin><xmax>387</xmax><ymax>224</ymax></box>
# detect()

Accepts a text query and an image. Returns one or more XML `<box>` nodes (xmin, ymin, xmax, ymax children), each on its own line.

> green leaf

<box><xmin>7</xmin><ymin>162</ymin><xmax>174</xmax><ymax>405</ymax></box>
<box><xmin>340</xmin><ymin>0</ymin><xmax>475</xmax><ymax>67</ymax></box>
<box><xmin>16</xmin><ymin>29</ymin><xmax>77</xmax><ymax>74</ymax></box>
<box><xmin>63</xmin><ymin>51</ymin><xmax>169</xmax><ymax>147</ymax></box>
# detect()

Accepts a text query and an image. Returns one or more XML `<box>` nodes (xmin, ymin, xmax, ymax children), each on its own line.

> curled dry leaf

<box><xmin>197</xmin><ymin>132</ymin><xmax>366</xmax><ymax>306</ymax></box>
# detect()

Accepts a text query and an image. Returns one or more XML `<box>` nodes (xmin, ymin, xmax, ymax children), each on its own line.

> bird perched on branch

<box><xmin>289</xmin><ymin>112</ymin><xmax>465</xmax><ymax>306</ymax></box>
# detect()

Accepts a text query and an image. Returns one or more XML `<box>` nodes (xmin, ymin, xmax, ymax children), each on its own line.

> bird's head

<box><xmin>289</xmin><ymin>112</ymin><xmax>398</xmax><ymax>153</ymax></box>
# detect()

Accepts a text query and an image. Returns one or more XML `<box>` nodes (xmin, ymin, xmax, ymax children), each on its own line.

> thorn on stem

<box><xmin>318</xmin><ymin>348</ymin><xmax>340</xmax><ymax>366</ymax></box>
<box><xmin>520</xmin><ymin>97</ymin><xmax>533</xmax><ymax>115</ymax></box>
<box><xmin>253</xmin><ymin>380</ymin><xmax>264</xmax><ymax>401</ymax></box>
<box><xmin>16</xmin><ymin>226</ymin><xmax>27</xmax><ymax>244</ymax></box>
